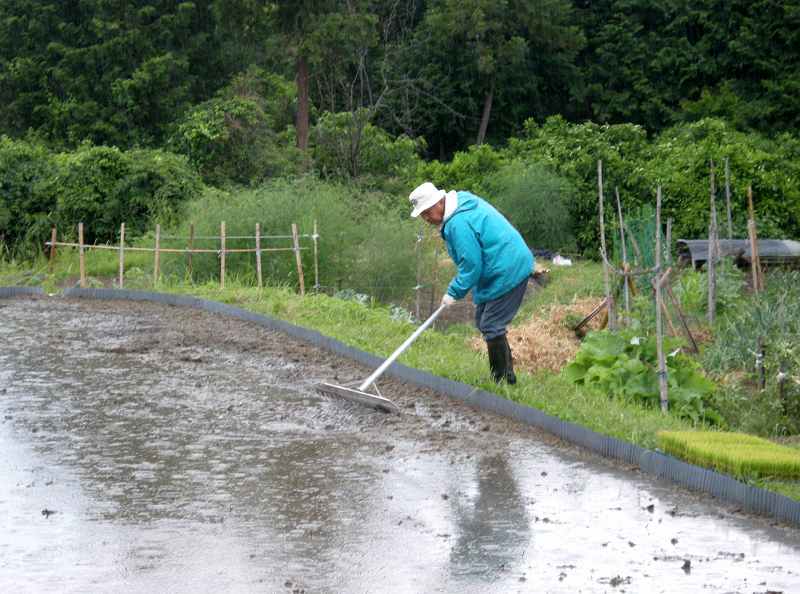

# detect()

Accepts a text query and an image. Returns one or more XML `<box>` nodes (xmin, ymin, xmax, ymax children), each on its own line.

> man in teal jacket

<box><xmin>409</xmin><ymin>182</ymin><xmax>534</xmax><ymax>384</ymax></box>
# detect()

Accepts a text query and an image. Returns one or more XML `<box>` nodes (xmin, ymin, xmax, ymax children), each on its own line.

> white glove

<box><xmin>441</xmin><ymin>294</ymin><xmax>456</xmax><ymax>307</ymax></box>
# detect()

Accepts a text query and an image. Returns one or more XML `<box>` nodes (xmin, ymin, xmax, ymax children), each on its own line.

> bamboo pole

<box><xmin>118</xmin><ymin>222</ymin><xmax>125</xmax><ymax>288</ymax></box>
<box><xmin>747</xmin><ymin>186</ymin><xmax>763</xmax><ymax>293</ymax></box>
<box><xmin>220</xmin><ymin>221</ymin><xmax>226</xmax><ymax>290</ymax></box>
<box><xmin>666</xmin><ymin>218</ymin><xmax>672</xmax><ymax>266</ymax></box>
<box><xmin>255</xmin><ymin>222</ymin><xmax>263</xmax><ymax>289</ymax></box>
<box><xmin>615</xmin><ymin>187</ymin><xmax>630</xmax><ymax>324</ymax></box>
<box><xmin>78</xmin><ymin>222</ymin><xmax>86</xmax><ymax>288</ymax></box>
<box><xmin>48</xmin><ymin>226</ymin><xmax>57</xmax><ymax>273</ymax></box>
<box><xmin>153</xmin><ymin>224</ymin><xmax>161</xmax><ymax>287</ymax></box>
<box><xmin>312</xmin><ymin>220</ymin><xmax>319</xmax><ymax>292</ymax></box>
<box><xmin>187</xmin><ymin>223</ymin><xmax>194</xmax><ymax>282</ymax></box>
<box><xmin>724</xmin><ymin>157</ymin><xmax>734</xmax><ymax>239</ymax></box>
<box><xmin>45</xmin><ymin>241</ymin><xmax>298</xmax><ymax>255</ymax></box>
<box><xmin>666</xmin><ymin>284</ymin><xmax>699</xmax><ymax>354</ymax></box>
<box><xmin>707</xmin><ymin>161</ymin><xmax>718</xmax><ymax>325</ymax></box>
<box><xmin>291</xmin><ymin>223</ymin><xmax>305</xmax><ymax>296</ymax></box>
<box><xmin>597</xmin><ymin>160</ymin><xmax>616</xmax><ymax>330</ymax></box>
<box><xmin>655</xmin><ymin>186</ymin><xmax>668</xmax><ymax>413</ymax></box>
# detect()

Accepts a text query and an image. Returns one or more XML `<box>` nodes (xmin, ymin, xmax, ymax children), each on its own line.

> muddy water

<box><xmin>1</xmin><ymin>297</ymin><xmax>799</xmax><ymax>594</ymax></box>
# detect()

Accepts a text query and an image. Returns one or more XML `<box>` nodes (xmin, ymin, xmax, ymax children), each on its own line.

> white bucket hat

<box><xmin>409</xmin><ymin>182</ymin><xmax>446</xmax><ymax>218</ymax></box>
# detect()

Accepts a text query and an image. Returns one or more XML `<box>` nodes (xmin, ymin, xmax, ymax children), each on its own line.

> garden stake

<box><xmin>49</xmin><ymin>226</ymin><xmax>57</xmax><ymax>273</ymax></box>
<box><xmin>118</xmin><ymin>222</ymin><xmax>125</xmax><ymax>288</ymax></box>
<box><xmin>707</xmin><ymin>161</ymin><xmax>718</xmax><ymax>325</ymax></box>
<box><xmin>655</xmin><ymin>186</ymin><xmax>668</xmax><ymax>413</ymax></box>
<box><xmin>597</xmin><ymin>160</ymin><xmax>616</xmax><ymax>330</ymax></box>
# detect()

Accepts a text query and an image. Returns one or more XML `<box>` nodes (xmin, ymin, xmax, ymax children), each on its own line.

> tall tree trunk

<box><xmin>476</xmin><ymin>81</ymin><xmax>494</xmax><ymax>146</ymax></box>
<box><xmin>296</xmin><ymin>55</ymin><xmax>310</xmax><ymax>152</ymax></box>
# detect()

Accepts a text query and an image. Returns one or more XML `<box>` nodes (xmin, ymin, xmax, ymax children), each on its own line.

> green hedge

<box><xmin>0</xmin><ymin>137</ymin><xmax>202</xmax><ymax>252</ymax></box>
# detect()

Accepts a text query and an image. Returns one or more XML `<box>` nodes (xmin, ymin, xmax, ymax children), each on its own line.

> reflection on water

<box><xmin>1</xmin><ymin>297</ymin><xmax>800</xmax><ymax>594</ymax></box>
<box><xmin>450</xmin><ymin>454</ymin><xmax>529</xmax><ymax>581</ymax></box>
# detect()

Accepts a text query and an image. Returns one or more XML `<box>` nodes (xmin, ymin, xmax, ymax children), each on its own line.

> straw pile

<box><xmin>469</xmin><ymin>297</ymin><xmax>606</xmax><ymax>373</ymax></box>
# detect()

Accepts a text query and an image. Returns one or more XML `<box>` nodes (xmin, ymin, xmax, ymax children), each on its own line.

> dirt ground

<box><xmin>1</xmin><ymin>296</ymin><xmax>800</xmax><ymax>593</ymax></box>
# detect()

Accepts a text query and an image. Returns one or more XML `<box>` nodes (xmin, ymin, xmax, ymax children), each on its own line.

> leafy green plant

<box><xmin>565</xmin><ymin>330</ymin><xmax>719</xmax><ymax>424</ymax></box>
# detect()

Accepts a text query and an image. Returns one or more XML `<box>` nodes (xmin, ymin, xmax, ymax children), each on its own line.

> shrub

<box><xmin>641</xmin><ymin>118</ymin><xmax>800</xmax><ymax>241</ymax></box>
<box><xmin>482</xmin><ymin>160</ymin><xmax>576</xmax><ymax>251</ymax></box>
<box><xmin>312</xmin><ymin>109</ymin><xmax>423</xmax><ymax>191</ymax></box>
<box><xmin>506</xmin><ymin>116</ymin><xmax>650</xmax><ymax>254</ymax></box>
<box><xmin>168</xmin><ymin>68</ymin><xmax>300</xmax><ymax>186</ymax></box>
<box><xmin>54</xmin><ymin>145</ymin><xmax>202</xmax><ymax>243</ymax></box>
<box><xmin>0</xmin><ymin>137</ymin><xmax>57</xmax><ymax>254</ymax></box>
<box><xmin>166</xmin><ymin>177</ymin><xmax>420</xmax><ymax>303</ymax></box>
<box><xmin>416</xmin><ymin>143</ymin><xmax>508</xmax><ymax>194</ymax></box>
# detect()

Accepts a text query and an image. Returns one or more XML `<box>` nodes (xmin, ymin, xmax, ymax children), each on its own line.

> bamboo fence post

<box><xmin>220</xmin><ymin>221</ymin><xmax>226</xmax><ymax>290</ymax></box>
<box><xmin>615</xmin><ymin>187</ymin><xmax>630</xmax><ymax>324</ymax></box>
<box><xmin>707</xmin><ymin>161</ymin><xmax>718</xmax><ymax>325</ymax></box>
<box><xmin>666</xmin><ymin>218</ymin><xmax>673</xmax><ymax>266</ymax></box>
<box><xmin>655</xmin><ymin>186</ymin><xmax>668</xmax><ymax>413</ymax></box>
<box><xmin>118</xmin><ymin>222</ymin><xmax>125</xmax><ymax>288</ymax></box>
<box><xmin>597</xmin><ymin>160</ymin><xmax>616</xmax><ymax>330</ymax></box>
<box><xmin>312</xmin><ymin>220</ymin><xmax>320</xmax><ymax>292</ymax></box>
<box><xmin>48</xmin><ymin>226</ymin><xmax>57</xmax><ymax>273</ymax></box>
<box><xmin>255</xmin><ymin>222</ymin><xmax>263</xmax><ymax>289</ymax></box>
<box><xmin>78</xmin><ymin>222</ymin><xmax>86</xmax><ymax>288</ymax></box>
<box><xmin>291</xmin><ymin>223</ymin><xmax>305</xmax><ymax>296</ymax></box>
<box><xmin>187</xmin><ymin>223</ymin><xmax>194</xmax><ymax>282</ymax></box>
<box><xmin>153</xmin><ymin>224</ymin><xmax>161</xmax><ymax>287</ymax></box>
<box><xmin>414</xmin><ymin>229</ymin><xmax>423</xmax><ymax>321</ymax></box>
<box><xmin>724</xmin><ymin>156</ymin><xmax>734</xmax><ymax>239</ymax></box>
<box><xmin>747</xmin><ymin>186</ymin><xmax>763</xmax><ymax>293</ymax></box>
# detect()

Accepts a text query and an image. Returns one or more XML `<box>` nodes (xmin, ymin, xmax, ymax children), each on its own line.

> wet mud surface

<box><xmin>1</xmin><ymin>296</ymin><xmax>799</xmax><ymax>593</ymax></box>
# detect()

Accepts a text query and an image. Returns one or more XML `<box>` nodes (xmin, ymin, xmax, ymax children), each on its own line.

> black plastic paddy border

<box><xmin>3</xmin><ymin>285</ymin><xmax>800</xmax><ymax>528</ymax></box>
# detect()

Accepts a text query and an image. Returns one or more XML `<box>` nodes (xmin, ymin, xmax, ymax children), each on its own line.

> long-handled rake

<box><xmin>316</xmin><ymin>304</ymin><xmax>446</xmax><ymax>413</ymax></box>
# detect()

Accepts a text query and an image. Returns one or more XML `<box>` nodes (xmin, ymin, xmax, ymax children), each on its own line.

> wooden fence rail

<box><xmin>45</xmin><ymin>221</ymin><xmax>318</xmax><ymax>294</ymax></box>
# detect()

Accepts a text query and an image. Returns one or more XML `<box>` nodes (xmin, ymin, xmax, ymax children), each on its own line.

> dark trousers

<box><xmin>474</xmin><ymin>278</ymin><xmax>528</xmax><ymax>341</ymax></box>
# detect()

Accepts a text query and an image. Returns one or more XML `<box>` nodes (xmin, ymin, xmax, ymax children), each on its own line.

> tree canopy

<box><xmin>1</xmin><ymin>0</ymin><xmax>798</xmax><ymax>157</ymax></box>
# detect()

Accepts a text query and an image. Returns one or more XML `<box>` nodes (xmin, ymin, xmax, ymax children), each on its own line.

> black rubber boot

<box><xmin>502</xmin><ymin>335</ymin><xmax>517</xmax><ymax>385</ymax></box>
<box><xmin>486</xmin><ymin>336</ymin><xmax>515</xmax><ymax>384</ymax></box>
<box><xmin>486</xmin><ymin>337</ymin><xmax>505</xmax><ymax>382</ymax></box>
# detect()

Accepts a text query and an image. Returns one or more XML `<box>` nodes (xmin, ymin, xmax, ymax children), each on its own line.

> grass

<box><xmin>518</xmin><ymin>259</ymin><xmax>605</xmax><ymax>318</ymax></box>
<box><xmin>658</xmin><ymin>430</ymin><xmax>800</xmax><ymax>480</ymax></box>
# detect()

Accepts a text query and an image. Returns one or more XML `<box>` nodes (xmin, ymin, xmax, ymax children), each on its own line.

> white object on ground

<box><xmin>553</xmin><ymin>254</ymin><xmax>572</xmax><ymax>266</ymax></box>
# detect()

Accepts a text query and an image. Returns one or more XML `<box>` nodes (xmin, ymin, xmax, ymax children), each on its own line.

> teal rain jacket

<box><xmin>441</xmin><ymin>191</ymin><xmax>534</xmax><ymax>304</ymax></box>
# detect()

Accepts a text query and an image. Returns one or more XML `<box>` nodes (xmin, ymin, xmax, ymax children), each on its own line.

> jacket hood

<box><xmin>442</xmin><ymin>191</ymin><xmax>478</xmax><ymax>231</ymax></box>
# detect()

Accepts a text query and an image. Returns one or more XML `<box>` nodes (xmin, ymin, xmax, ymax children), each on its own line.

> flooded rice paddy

<box><xmin>1</xmin><ymin>296</ymin><xmax>799</xmax><ymax>593</ymax></box>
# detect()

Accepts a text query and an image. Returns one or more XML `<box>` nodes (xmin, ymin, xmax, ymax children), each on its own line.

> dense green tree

<box><xmin>388</xmin><ymin>0</ymin><xmax>583</xmax><ymax>155</ymax></box>
<box><xmin>0</xmin><ymin>1</ymin><xmax>227</xmax><ymax>147</ymax></box>
<box><xmin>271</xmin><ymin>1</ymin><xmax>380</xmax><ymax>152</ymax></box>
<box><xmin>575</xmin><ymin>0</ymin><xmax>800</xmax><ymax>134</ymax></box>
